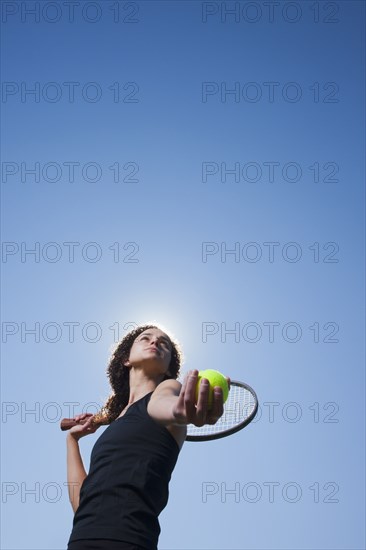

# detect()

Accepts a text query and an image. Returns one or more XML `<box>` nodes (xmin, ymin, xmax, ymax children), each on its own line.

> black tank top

<box><xmin>68</xmin><ymin>392</ymin><xmax>181</xmax><ymax>550</ymax></box>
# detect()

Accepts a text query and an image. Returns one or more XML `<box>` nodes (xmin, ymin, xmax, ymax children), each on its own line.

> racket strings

<box><xmin>187</xmin><ymin>385</ymin><xmax>257</xmax><ymax>436</ymax></box>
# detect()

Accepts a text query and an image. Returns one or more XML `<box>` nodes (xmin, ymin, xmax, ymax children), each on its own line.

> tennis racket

<box><xmin>60</xmin><ymin>380</ymin><xmax>258</xmax><ymax>441</ymax></box>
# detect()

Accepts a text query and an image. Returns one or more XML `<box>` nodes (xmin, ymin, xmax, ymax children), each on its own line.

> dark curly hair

<box><xmin>95</xmin><ymin>324</ymin><xmax>183</xmax><ymax>425</ymax></box>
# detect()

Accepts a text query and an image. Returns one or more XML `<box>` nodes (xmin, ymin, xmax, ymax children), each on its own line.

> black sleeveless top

<box><xmin>68</xmin><ymin>393</ymin><xmax>181</xmax><ymax>550</ymax></box>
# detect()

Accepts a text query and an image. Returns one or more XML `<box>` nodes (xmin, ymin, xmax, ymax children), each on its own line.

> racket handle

<box><xmin>60</xmin><ymin>416</ymin><xmax>109</xmax><ymax>431</ymax></box>
<box><xmin>60</xmin><ymin>418</ymin><xmax>84</xmax><ymax>431</ymax></box>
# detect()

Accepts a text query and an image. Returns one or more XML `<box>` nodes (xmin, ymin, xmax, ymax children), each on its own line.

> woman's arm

<box><xmin>66</xmin><ymin>433</ymin><xmax>87</xmax><ymax>513</ymax></box>
<box><xmin>65</xmin><ymin>413</ymin><xmax>102</xmax><ymax>512</ymax></box>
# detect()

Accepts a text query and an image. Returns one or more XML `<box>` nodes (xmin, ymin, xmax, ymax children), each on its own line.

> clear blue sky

<box><xmin>1</xmin><ymin>1</ymin><xmax>365</xmax><ymax>549</ymax></box>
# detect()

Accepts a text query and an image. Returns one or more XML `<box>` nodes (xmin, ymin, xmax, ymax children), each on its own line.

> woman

<box><xmin>66</xmin><ymin>323</ymin><xmax>227</xmax><ymax>550</ymax></box>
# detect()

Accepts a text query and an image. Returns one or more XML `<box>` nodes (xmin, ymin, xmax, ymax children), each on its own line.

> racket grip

<box><xmin>60</xmin><ymin>418</ymin><xmax>84</xmax><ymax>431</ymax></box>
<box><xmin>60</xmin><ymin>416</ymin><xmax>108</xmax><ymax>431</ymax></box>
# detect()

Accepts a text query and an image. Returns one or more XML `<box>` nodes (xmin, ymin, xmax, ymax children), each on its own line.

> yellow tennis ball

<box><xmin>195</xmin><ymin>369</ymin><xmax>229</xmax><ymax>409</ymax></box>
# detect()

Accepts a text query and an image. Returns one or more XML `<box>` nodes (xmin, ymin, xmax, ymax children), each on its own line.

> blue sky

<box><xmin>1</xmin><ymin>1</ymin><xmax>365</xmax><ymax>549</ymax></box>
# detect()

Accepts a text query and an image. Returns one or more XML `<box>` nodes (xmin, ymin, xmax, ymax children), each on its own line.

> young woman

<box><xmin>66</xmin><ymin>324</ymin><xmax>228</xmax><ymax>550</ymax></box>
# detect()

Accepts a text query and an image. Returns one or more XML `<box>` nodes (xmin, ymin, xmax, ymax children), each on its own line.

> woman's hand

<box><xmin>172</xmin><ymin>370</ymin><xmax>230</xmax><ymax>427</ymax></box>
<box><xmin>68</xmin><ymin>413</ymin><xmax>101</xmax><ymax>441</ymax></box>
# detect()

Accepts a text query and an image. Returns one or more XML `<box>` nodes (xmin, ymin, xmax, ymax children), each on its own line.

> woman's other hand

<box><xmin>68</xmin><ymin>413</ymin><xmax>101</xmax><ymax>441</ymax></box>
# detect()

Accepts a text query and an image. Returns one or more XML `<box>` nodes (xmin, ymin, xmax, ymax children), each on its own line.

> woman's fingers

<box><xmin>173</xmin><ymin>371</ymin><xmax>189</xmax><ymax>423</ymax></box>
<box><xmin>206</xmin><ymin>386</ymin><xmax>224</xmax><ymax>424</ymax></box>
<box><xmin>184</xmin><ymin>370</ymin><xmax>199</xmax><ymax>421</ymax></box>
<box><xmin>74</xmin><ymin>413</ymin><xmax>94</xmax><ymax>423</ymax></box>
<box><xmin>195</xmin><ymin>378</ymin><xmax>209</xmax><ymax>426</ymax></box>
<box><xmin>69</xmin><ymin>414</ymin><xmax>99</xmax><ymax>440</ymax></box>
<box><xmin>81</xmin><ymin>416</ymin><xmax>98</xmax><ymax>433</ymax></box>
<box><xmin>174</xmin><ymin>370</ymin><xmax>203</xmax><ymax>424</ymax></box>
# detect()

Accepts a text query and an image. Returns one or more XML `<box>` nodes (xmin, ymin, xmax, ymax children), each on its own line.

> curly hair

<box><xmin>94</xmin><ymin>324</ymin><xmax>183</xmax><ymax>425</ymax></box>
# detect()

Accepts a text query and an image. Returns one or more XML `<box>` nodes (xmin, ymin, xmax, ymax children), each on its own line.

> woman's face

<box><xmin>125</xmin><ymin>328</ymin><xmax>173</xmax><ymax>377</ymax></box>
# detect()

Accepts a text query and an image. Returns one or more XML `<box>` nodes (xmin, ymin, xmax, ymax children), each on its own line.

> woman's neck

<box><xmin>127</xmin><ymin>368</ymin><xmax>164</xmax><ymax>404</ymax></box>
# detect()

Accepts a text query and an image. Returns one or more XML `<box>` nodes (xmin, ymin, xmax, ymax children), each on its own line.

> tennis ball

<box><xmin>195</xmin><ymin>369</ymin><xmax>229</xmax><ymax>409</ymax></box>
